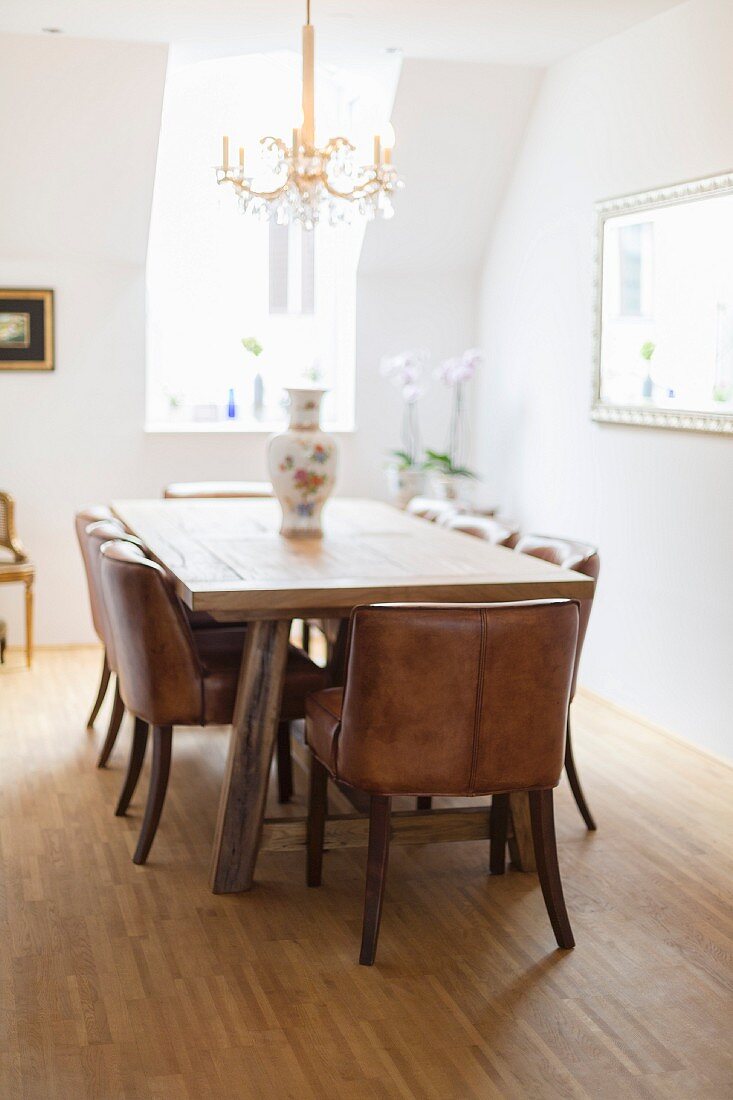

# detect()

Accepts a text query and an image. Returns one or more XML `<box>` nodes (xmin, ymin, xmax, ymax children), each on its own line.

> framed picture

<box><xmin>0</xmin><ymin>289</ymin><xmax>54</xmax><ymax>371</ymax></box>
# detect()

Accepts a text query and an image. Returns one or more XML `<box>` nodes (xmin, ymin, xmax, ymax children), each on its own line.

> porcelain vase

<box><xmin>267</xmin><ymin>388</ymin><xmax>337</xmax><ymax>537</ymax></box>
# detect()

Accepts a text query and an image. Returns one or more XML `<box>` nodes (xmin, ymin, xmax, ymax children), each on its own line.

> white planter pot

<box><xmin>267</xmin><ymin>388</ymin><xmax>337</xmax><ymax>538</ymax></box>
<box><xmin>429</xmin><ymin>473</ymin><xmax>472</xmax><ymax>502</ymax></box>
<box><xmin>386</xmin><ymin>465</ymin><xmax>424</xmax><ymax>509</ymax></box>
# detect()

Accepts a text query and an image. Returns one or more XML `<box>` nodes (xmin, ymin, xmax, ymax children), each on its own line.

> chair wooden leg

<box><xmin>97</xmin><ymin>679</ymin><xmax>124</xmax><ymax>768</ymax></box>
<box><xmin>133</xmin><ymin>725</ymin><xmax>172</xmax><ymax>865</ymax></box>
<box><xmin>115</xmin><ymin>718</ymin><xmax>149</xmax><ymax>816</ymax></box>
<box><xmin>565</xmin><ymin>715</ymin><xmax>596</xmax><ymax>831</ymax></box>
<box><xmin>416</xmin><ymin>796</ymin><xmax>433</xmax><ymax>810</ymax></box>
<box><xmin>528</xmin><ymin>789</ymin><xmax>575</xmax><ymax>949</ymax></box>
<box><xmin>307</xmin><ymin>754</ymin><xmax>329</xmax><ymax>887</ymax></box>
<box><xmin>86</xmin><ymin>650</ymin><xmax>111</xmax><ymax>729</ymax></box>
<box><xmin>489</xmin><ymin>793</ymin><xmax>509</xmax><ymax>875</ymax></box>
<box><xmin>301</xmin><ymin>620</ymin><xmax>311</xmax><ymax>655</ymax></box>
<box><xmin>359</xmin><ymin>795</ymin><xmax>392</xmax><ymax>966</ymax></box>
<box><xmin>24</xmin><ymin>579</ymin><xmax>33</xmax><ymax>668</ymax></box>
<box><xmin>276</xmin><ymin>720</ymin><xmax>293</xmax><ymax>803</ymax></box>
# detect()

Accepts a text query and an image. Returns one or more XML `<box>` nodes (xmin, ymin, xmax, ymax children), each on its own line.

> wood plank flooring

<box><xmin>0</xmin><ymin>646</ymin><xmax>731</xmax><ymax>1099</ymax></box>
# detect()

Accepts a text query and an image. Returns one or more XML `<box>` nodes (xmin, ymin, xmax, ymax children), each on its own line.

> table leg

<box><xmin>25</xmin><ymin>579</ymin><xmax>33</xmax><ymax>669</ymax></box>
<box><xmin>210</xmin><ymin>618</ymin><xmax>291</xmax><ymax>893</ymax></box>
<box><xmin>508</xmin><ymin>791</ymin><xmax>537</xmax><ymax>872</ymax></box>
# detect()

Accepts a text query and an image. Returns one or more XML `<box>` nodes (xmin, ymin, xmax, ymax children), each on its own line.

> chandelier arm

<box><xmin>222</xmin><ymin>178</ymin><xmax>292</xmax><ymax>202</ymax></box>
<box><xmin>321</xmin><ymin>176</ymin><xmax>381</xmax><ymax>202</ymax></box>
<box><xmin>324</xmin><ymin>136</ymin><xmax>356</xmax><ymax>154</ymax></box>
<box><xmin>260</xmin><ymin>136</ymin><xmax>290</xmax><ymax>156</ymax></box>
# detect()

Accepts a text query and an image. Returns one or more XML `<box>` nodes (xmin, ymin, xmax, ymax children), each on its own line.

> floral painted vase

<box><xmin>267</xmin><ymin>388</ymin><xmax>337</xmax><ymax>537</ymax></box>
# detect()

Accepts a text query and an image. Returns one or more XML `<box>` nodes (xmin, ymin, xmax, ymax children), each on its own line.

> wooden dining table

<box><xmin>112</xmin><ymin>497</ymin><xmax>594</xmax><ymax>894</ymax></box>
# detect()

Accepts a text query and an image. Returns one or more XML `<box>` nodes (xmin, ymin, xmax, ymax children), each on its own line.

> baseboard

<box><xmin>576</xmin><ymin>686</ymin><xmax>732</xmax><ymax>771</ymax></box>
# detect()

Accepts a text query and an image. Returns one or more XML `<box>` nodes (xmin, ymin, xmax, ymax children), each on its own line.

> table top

<box><xmin>112</xmin><ymin>498</ymin><xmax>594</xmax><ymax>620</ymax></box>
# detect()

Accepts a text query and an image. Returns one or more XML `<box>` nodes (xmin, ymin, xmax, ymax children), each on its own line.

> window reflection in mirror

<box><xmin>595</xmin><ymin>180</ymin><xmax>733</xmax><ymax>430</ymax></box>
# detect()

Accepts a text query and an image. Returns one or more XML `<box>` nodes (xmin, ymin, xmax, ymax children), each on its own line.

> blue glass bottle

<box><xmin>227</xmin><ymin>387</ymin><xmax>237</xmax><ymax>419</ymax></box>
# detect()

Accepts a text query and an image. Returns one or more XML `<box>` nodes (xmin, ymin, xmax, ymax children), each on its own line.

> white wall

<box><xmin>360</xmin><ymin>59</ymin><xmax>542</xmax><ymax>277</ymax></box>
<box><xmin>0</xmin><ymin>37</ymin><xmax>539</xmax><ymax>647</ymax></box>
<box><xmin>475</xmin><ymin>0</ymin><xmax>733</xmax><ymax>758</ymax></box>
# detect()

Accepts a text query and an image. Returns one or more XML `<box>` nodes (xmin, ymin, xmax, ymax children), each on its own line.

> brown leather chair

<box><xmin>100</xmin><ymin>539</ymin><xmax>328</xmax><ymax>865</ymax></box>
<box><xmin>411</xmin><ymin>511</ymin><xmax>519</xmax><ymax>815</ymax></box>
<box><xmin>163</xmin><ymin>481</ymin><xmax>272</xmax><ymax>499</ymax></box>
<box><xmin>83</xmin><ymin>520</ymin><xmax>303</xmax><ymax>800</ymax></box>
<box><xmin>75</xmin><ymin>507</ymin><xmax>125</xmax><ymax>726</ymax></box>
<box><xmin>515</xmin><ymin>535</ymin><xmax>600</xmax><ymax>830</ymax></box>
<box><xmin>441</xmin><ymin>513</ymin><xmax>520</xmax><ymax>547</ymax></box>
<box><xmin>305</xmin><ymin>600</ymin><xmax>579</xmax><ymax>965</ymax></box>
<box><xmin>81</xmin><ymin>519</ymin><xmax>147</xmax><ymax>766</ymax></box>
<box><xmin>78</xmin><ymin>516</ymin><xmax>249</xmax><ymax>767</ymax></box>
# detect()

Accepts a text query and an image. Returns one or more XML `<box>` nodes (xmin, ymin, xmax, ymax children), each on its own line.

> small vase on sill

<box><xmin>267</xmin><ymin>388</ymin><xmax>337</xmax><ymax>538</ymax></box>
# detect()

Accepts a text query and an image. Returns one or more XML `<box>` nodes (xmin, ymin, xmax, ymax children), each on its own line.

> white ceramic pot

<box><xmin>429</xmin><ymin>472</ymin><xmax>471</xmax><ymax>502</ymax></box>
<box><xmin>267</xmin><ymin>388</ymin><xmax>337</xmax><ymax>537</ymax></box>
<box><xmin>386</xmin><ymin>465</ymin><xmax>424</xmax><ymax>509</ymax></box>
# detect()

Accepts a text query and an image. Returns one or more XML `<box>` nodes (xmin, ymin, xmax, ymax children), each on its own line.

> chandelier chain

<box><xmin>215</xmin><ymin>0</ymin><xmax>402</xmax><ymax>228</ymax></box>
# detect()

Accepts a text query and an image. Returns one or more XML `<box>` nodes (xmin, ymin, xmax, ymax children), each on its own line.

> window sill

<box><xmin>145</xmin><ymin>420</ymin><xmax>355</xmax><ymax>435</ymax></box>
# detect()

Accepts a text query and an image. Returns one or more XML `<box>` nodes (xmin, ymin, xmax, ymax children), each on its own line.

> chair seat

<box><xmin>196</xmin><ymin>628</ymin><xmax>329</xmax><ymax>726</ymax></box>
<box><xmin>0</xmin><ymin>561</ymin><xmax>34</xmax><ymax>582</ymax></box>
<box><xmin>306</xmin><ymin>688</ymin><xmax>344</xmax><ymax>773</ymax></box>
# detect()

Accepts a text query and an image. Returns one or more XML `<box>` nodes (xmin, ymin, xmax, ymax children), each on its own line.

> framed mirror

<box><xmin>592</xmin><ymin>172</ymin><xmax>733</xmax><ymax>434</ymax></box>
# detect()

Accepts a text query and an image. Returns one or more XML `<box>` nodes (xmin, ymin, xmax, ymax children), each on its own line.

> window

<box><xmin>269</xmin><ymin>223</ymin><xmax>315</xmax><ymax>315</ymax></box>
<box><xmin>145</xmin><ymin>51</ymin><xmax>380</xmax><ymax>431</ymax></box>
<box><xmin>613</xmin><ymin>221</ymin><xmax>654</xmax><ymax>318</ymax></box>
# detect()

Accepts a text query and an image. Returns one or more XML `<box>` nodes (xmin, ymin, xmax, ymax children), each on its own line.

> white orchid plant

<box><xmin>381</xmin><ymin>346</ymin><xmax>483</xmax><ymax>477</ymax></box>
<box><xmin>425</xmin><ymin>348</ymin><xmax>483</xmax><ymax>479</ymax></box>
<box><xmin>380</xmin><ymin>349</ymin><xmax>428</xmax><ymax>470</ymax></box>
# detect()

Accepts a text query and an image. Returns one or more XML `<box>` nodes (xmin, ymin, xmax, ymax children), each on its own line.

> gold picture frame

<box><xmin>0</xmin><ymin>289</ymin><xmax>54</xmax><ymax>371</ymax></box>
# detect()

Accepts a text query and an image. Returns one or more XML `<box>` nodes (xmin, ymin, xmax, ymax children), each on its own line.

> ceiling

<box><xmin>1</xmin><ymin>0</ymin><xmax>687</xmax><ymax>67</ymax></box>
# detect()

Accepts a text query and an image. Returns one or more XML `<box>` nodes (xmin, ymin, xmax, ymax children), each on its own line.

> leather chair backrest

<box><xmin>337</xmin><ymin>600</ymin><xmax>578</xmax><ymax>797</ymax></box>
<box><xmin>0</xmin><ymin>491</ymin><xmax>28</xmax><ymax>562</ymax></box>
<box><xmin>83</xmin><ymin>520</ymin><xmax>144</xmax><ymax>669</ymax></box>
<box><xmin>163</xmin><ymin>481</ymin><xmax>272</xmax><ymax>499</ymax></box>
<box><xmin>514</xmin><ymin>535</ymin><xmax>599</xmax><ymax>699</ymax></box>
<box><xmin>442</xmin><ymin>513</ymin><xmax>519</xmax><ymax>547</ymax></box>
<box><xmin>74</xmin><ymin>507</ymin><xmax>115</xmax><ymax>640</ymax></box>
<box><xmin>100</xmin><ymin>540</ymin><xmax>203</xmax><ymax>727</ymax></box>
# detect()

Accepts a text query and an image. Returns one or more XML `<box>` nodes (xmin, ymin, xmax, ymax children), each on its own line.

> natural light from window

<box><xmin>146</xmin><ymin>50</ymin><xmax>395</xmax><ymax>432</ymax></box>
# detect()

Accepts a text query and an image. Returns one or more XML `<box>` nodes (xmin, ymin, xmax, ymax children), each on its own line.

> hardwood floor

<box><xmin>0</xmin><ymin>646</ymin><xmax>731</xmax><ymax>1099</ymax></box>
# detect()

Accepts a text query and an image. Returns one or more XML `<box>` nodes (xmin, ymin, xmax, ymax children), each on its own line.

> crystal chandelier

<box><xmin>215</xmin><ymin>0</ymin><xmax>402</xmax><ymax>229</ymax></box>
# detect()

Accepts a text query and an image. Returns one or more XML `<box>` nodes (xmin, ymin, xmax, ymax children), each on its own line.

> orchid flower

<box><xmin>381</xmin><ymin>349</ymin><xmax>429</xmax><ymax>467</ymax></box>
<box><xmin>436</xmin><ymin>347</ymin><xmax>484</xmax><ymax>386</ymax></box>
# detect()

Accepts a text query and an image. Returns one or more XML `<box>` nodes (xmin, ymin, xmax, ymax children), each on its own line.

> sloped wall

<box><xmin>361</xmin><ymin>58</ymin><xmax>541</xmax><ymax>277</ymax></box>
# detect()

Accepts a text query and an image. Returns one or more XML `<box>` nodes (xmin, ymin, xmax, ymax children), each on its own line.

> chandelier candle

<box><xmin>215</xmin><ymin>0</ymin><xmax>402</xmax><ymax>228</ymax></box>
